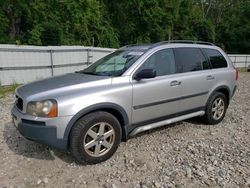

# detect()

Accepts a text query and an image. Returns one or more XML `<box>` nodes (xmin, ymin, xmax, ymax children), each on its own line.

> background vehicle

<box><xmin>11</xmin><ymin>41</ymin><xmax>237</xmax><ymax>164</ymax></box>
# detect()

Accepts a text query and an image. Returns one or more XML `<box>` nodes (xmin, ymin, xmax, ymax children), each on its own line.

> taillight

<box><xmin>235</xmin><ymin>64</ymin><xmax>238</xmax><ymax>81</ymax></box>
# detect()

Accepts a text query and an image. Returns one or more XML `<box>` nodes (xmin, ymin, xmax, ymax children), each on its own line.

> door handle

<box><xmin>207</xmin><ymin>75</ymin><xmax>215</xmax><ymax>80</ymax></box>
<box><xmin>170</xmin><ymin>80</ymin><xmax>181</xmax><ymax>86</ymax></box>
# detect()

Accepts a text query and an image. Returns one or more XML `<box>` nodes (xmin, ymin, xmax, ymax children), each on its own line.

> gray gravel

<box><xmin>0</xmin><ymin>73</ymin><xmax>250</xmax><ymax>188</ymax></box>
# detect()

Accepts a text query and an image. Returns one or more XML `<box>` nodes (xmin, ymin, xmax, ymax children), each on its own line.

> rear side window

<box><xmin>174</xmin><ymin>48</ymin><xmax>207</xmax><ymax>73</ymax></box>
<box><xmin>203</xmin><ymin>49</ymin><xmax>228</xmax><ymax>68</ymax></box>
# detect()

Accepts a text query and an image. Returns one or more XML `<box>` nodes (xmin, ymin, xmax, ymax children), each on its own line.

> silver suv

<box><xmin>11</xmin><ymin>41</ymin><xmax>237</xmax><ymax>164</ymax></box>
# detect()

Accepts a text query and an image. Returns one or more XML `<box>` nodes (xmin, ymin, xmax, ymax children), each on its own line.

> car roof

<box><xmin>119</xmin><ymin>40</ymin><xmax>217</xmax><ymax>52</ymax></box>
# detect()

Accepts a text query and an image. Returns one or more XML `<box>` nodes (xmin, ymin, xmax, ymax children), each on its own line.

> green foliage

<box><xmin>0</xmin><ymin>0</ymin><xmax>249</xmax><ymax>52</ymax></box>
<box><xmin>40</xmin><ymin>23</ymin><xmax>62</xmax><ymax>46</ymax></box>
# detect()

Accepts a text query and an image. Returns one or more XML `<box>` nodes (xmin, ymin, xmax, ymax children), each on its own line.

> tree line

<box><xmin>0</xmin><ymin>0</ymin><xmax>249</xmax><ymax>53</ymax></box>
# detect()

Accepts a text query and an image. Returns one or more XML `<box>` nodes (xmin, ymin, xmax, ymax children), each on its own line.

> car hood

<box><xmin>16</xmin><ymin>73</ymin><xmax>111</xmax><ymax>100</ymax></box>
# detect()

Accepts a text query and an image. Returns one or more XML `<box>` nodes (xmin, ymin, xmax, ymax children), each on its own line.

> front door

<box><xmin>131</xmin><ymin>48</ymin><xmax>182</xmax><ymax>125</ymax></box>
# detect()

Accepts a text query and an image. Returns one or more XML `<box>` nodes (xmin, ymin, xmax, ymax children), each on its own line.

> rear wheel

<box><xmin>69</xmin><ymin>111</ymin><xmax>121</xmax><ymax>164</ymax></box>
<box><xmin>203</xmin><ymin>92</ymin><xmax>228</xmax><ymax>125</ymax></box>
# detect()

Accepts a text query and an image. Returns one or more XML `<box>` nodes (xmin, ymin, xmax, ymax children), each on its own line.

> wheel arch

<box><xmin>64</xmin><ymin>103</ymin><xmax>129</xmax><ymax>146</ymax></box>
<box><xmin>207</xmin><ymin>85</ymin><xmax>230</xmax><ymax>107</ymax></box>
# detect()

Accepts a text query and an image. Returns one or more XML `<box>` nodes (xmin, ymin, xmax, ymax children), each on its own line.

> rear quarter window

<box><xmin>203</xmin><ymin>49</ymin><xmax>228</xmax><ymax>68</ymax></box>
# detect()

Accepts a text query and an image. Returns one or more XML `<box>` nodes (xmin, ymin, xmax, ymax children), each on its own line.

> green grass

<box><xmin>0</xmin><ymin>84</ymin><xmax>19</xmax><ymax>98</ymax></box>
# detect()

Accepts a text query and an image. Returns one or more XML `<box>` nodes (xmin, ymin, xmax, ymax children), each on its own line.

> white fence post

<box><xmin>50</xmin><ymin>49</ymin><xmax>54</xmax><ymax>76</ymax></box>
<box><xmin>246</xmin><ymin>56</ymin><xmax>248</xmax><ymax>68</ymax></box>
<box><xmin>86</xmin><ymin>49</ymin><xmax>89</xmax><ymax>65</ymax></box>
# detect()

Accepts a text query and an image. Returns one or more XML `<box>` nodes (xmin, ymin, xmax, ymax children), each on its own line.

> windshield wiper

<box><xmin>75</xmin><ymin>70</ymin><xmax>83</xmax><ymax>73</ymax></box>
<box><xmin>75</xmin><ymin>71</ymin><xmax>94</xmax><ymax>75</ymax></box>
<box><xmin>75</xmin><ymin>71</ymin><xmax>103</xmax><ymax>76</ymax></box>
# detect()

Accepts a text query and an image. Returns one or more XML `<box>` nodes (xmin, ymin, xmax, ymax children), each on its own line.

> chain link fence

<box><xmin>0</xmin><ymin>45</ymin><xmax>115</xmax><ymax>86</ymax></box>
<box><xmin>228</xmin><ymin>54</ymin><xmax>250</xmax><ymax>69</ymax></box>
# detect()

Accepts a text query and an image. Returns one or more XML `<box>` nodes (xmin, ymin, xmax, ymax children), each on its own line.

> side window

<box><xmin>203</xmin><ymin>49</ymin><xmax>228</xmax><ymax>68</ymax></box>
<box><xmin>174</xmin><ymin>48</ymin><xmax>207</xmax><ymax>73</ymax></box>
<box><xmin>139</xmin><ymin>49</ymin><xmax>176</xmax><ymax>76</ymax></box>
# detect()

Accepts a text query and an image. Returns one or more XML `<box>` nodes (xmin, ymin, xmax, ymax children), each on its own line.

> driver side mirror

<box><xmin>134</xmin><ymin>69</ymin><xmax>156</xmax><ymax>81</ymax></box>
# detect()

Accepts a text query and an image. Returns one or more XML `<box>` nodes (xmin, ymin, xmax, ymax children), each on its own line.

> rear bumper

<box><xmin>231</xmin><ymin>85</ymin><xmax>237</xmax><ymax>99</ymax></box>
<box><xmin>11</xmin><ymin>107</ymin><xmax>68</xmax><ymax>150</ymax></box>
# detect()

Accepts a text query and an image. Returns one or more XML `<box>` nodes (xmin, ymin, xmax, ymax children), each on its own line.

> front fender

<box><xmin>63</xmin><ymin>103</ymin><xmax>129</xmax><ymax>142</ymax></box>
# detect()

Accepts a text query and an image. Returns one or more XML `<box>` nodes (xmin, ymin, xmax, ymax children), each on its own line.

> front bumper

<box><xmin>14</xmin><ymin>119</ymin><xmax>67</xmax><ymax>150</ymax></box>
<box><xmin>11</xmin><ymin>106</ymin><xmax>71</xmax><ymax>150</ymax></box>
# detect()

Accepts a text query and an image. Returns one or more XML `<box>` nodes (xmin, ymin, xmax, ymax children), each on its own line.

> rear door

<box><xmin>174</xmin><ymin>47</ymin><xmax>215</xmax><ymax>112</ymax></box>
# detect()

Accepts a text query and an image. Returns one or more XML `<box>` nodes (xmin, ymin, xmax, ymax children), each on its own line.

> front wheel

<box><xmin>69</xmin><ymin>111</ymin><xmax>121</xmax><ymax>164</ymax></box>
<box><xmin>203</xmin><ymin>92</ymin><xmax>228</xmax><ymax>125</ymax></box>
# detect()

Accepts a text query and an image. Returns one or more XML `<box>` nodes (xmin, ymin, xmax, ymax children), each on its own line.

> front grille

<box><xmin>16</xmin><ymin>96</ymin><xmax>23</xmax><ymax>111</ymax></box>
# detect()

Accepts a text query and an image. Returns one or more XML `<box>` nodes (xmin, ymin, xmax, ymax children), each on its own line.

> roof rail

<box><xmin>119</xmin><ymin>43</ymin><xmax>151</xmax><ymax>50</ymax></box>
<box><xmin>152</xmin><ymin>40</ymin><xmax>215</xmax><ymax>47</ymax></box>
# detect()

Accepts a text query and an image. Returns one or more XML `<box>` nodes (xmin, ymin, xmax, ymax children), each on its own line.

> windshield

<box><xmin>78</xmin><ymin>50</ymin><xmax>144</xmax><ymax>76</ymax></box>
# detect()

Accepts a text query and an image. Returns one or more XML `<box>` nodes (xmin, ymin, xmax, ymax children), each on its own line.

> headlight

<box><xmin>27</xmin><ymin>99</ymin><xmax>57</xmax><ymax>118</ymax></box>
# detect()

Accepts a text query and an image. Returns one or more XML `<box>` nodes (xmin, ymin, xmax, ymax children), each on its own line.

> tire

<box><xmin>69</xmin><ymin>111</ymin><xmax>121</xmax><ymax>164</ymax></box>
<box><xmin>203</xmin><ymin>92</ymin><xmax>228</xmax><ymax>125</ymax></box>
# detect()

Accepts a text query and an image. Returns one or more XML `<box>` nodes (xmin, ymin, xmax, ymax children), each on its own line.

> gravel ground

<box><xmin>0</xmin><ymin>73</ymin><xmax>250</xmax><ymax>188</ymax></box>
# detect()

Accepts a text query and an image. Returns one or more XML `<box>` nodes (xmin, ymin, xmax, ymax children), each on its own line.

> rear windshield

<box><xmin>78</xmin><ymin>50</ymin><xmax>144</xmax><ymax>76</ymax></box>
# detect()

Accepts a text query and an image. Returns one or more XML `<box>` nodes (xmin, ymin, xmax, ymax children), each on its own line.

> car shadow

<box><xmin>129</xmin><ymin>121</ymin><xmax>182</xmax><ymax>139</ymax></box>
<box><xmin>129</xmin><ymin>117</ymin><xmax>206</xmax><ymax>139</ymax></box>
<box><xmin>184</xmin><ymin>116</ymin><xmax>216</xmax><ymax>127</ymax></box>
<box><xmin>184</xmin><ymin>117</ymin><xmax>205</xmax><ymax>125</ymax></box>
<box><xmin>3</xmin><ymin>117</ymin><xmax>206</xmax><ymax>164</ymax></box>
<box><xmin>3</xmin><ymin>121</ymin><xmax>75</xmax><ymax>164</ymax></box>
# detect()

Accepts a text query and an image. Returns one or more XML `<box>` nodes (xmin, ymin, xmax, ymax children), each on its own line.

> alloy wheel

<box><xmin>212</xmin><ymin>98</ymin><xmax>225</xmax><ymax>120</ymax></box>
<box><xmin>83</xmin><ymin>122</ymin><xmax>115</xmax><ymax>157</ymax></box>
